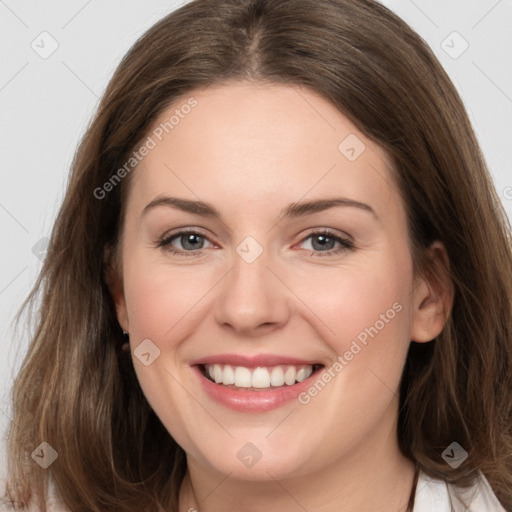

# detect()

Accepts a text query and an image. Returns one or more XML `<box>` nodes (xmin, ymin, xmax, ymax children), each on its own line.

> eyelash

<box><xmin>156</xmin><ymin>228</ymin><xmax>355</xmax><ymax>258</ymax></box>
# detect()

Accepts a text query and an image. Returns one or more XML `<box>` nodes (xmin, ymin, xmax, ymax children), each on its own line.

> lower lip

<box><xmin>192</xmin><ymin>365</ymin><xmax>323</xmax><ymax>412</ymax></box>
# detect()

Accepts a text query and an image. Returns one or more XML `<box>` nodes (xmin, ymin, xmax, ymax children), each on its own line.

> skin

<box><xmin>109</xmin><ymin>81</ymin><xmax>453</xmax><ymax>511</ymax></box>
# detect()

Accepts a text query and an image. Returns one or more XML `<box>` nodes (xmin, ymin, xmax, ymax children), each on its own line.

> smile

<box><xmin>201</xmin><ymin>363</ymin><xmax>323</xmax><ymax>390</ymax></box>
<box><xmin>191</xmin><ymin>356</ymin><xmax>325</xmax><ymax>412</ymax></box>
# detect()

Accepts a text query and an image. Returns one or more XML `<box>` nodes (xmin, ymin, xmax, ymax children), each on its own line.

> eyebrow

<box><xmin>142</xmin><ymin>195</ymin><xmax>377</xmax><ymax>220</ymax></box>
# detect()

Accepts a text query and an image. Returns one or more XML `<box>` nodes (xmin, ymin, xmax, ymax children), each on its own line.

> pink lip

<box><xmin>189</xmin><ymin>353</ymin><xmax>321</xmax><ymax>367</ymax></box>
<box><xmin>191</xmin><ymin>360</ymin><xmax>324</xmax><ymax>413</ymax></box>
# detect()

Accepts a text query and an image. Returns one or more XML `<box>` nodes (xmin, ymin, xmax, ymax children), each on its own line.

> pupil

<box><xmin>312</xmin><ymin>235</ymin><xmax>334</xmax><ymax>251</ymax></box>
<box><xmin>182</xmin><ymin>234</ymin><xmax>203</xmax><ymax>250</ymax></box>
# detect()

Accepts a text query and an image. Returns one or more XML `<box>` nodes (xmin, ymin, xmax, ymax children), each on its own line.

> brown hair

<box><xmin>4</xmin><ymin>0</ymin><xmax>512</xmax><ymax>510</ymax></box>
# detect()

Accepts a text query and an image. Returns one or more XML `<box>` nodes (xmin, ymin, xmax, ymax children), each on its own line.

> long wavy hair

<box><xmin>3</xmin><ymin>0</ymin><xmax>512</xmax><ymax>510</ymax></box>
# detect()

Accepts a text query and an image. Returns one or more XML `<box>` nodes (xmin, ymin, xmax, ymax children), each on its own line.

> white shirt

<box><xmin>414</xmin><ymin>470</ymin><xmax>506</xmax><ymax>511</ymax></box>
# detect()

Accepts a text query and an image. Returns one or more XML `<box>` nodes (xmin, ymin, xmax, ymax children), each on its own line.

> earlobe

<box><xmin>410</xmin><ymin>241</ymin><xmax>454</xmax><ymax>343</ymax></box>
<box><xmin>103</xmin><ymin>246</ymin><xmax>130</xmax><ymax>332</ymax></box>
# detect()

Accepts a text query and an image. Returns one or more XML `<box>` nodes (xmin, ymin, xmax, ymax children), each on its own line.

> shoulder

<box><xmin>414</xmin><ymin>469</ymin><xmax>506</xmax><ymax>512</ymax></box>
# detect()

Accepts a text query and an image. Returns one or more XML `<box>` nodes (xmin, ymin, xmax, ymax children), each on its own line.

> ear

<box><xmin>103</xmin><ymin>245</ymin><xmax>130</xmax><ymax>333</ymax></box>
<box><xmin>410</xmin><ymin>241</ymin><xmax>454</xmax><ymax>343</ymax></box>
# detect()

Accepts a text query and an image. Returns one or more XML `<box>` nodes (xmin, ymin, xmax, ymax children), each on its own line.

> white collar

<box><xmin>413</xmin><ymin>470</ymin><xmax>506</xmax><ymax>511</ymax></box>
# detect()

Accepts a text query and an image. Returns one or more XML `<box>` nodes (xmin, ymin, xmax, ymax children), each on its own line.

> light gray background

<box><xmin>1</xmin><ymin>0</ymin><xmax>511</xmax><ymax>482</ymax></box>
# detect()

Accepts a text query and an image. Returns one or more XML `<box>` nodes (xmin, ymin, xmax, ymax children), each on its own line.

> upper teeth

<box><xmin>205</xmin><ymin>364</ymin><xmax>314</xmax><ymax>388</ymax></box>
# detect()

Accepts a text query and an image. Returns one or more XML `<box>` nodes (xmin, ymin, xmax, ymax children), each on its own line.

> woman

<box><xmin>3</xmin><ymin>0</ymin><xmax>511</xmax><ymax>510</ymax></box>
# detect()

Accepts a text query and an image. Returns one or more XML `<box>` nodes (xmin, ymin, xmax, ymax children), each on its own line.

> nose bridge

<box><xmin>214</xmin><ymin>237</ymin><xmax>290</xmax><ymax>334</ymax></box>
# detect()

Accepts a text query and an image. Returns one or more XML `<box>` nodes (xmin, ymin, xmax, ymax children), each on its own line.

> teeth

<box><xmin>270</xmin><ymin>366</ymin><xmax>285</xmax><ymax>386</ymax></box>
<box><xmin>295</xmin><ymin>367</ymin><xmax>310</xmax><ymax>382</ymax></box>
<box><xmin>252</xmin><ymin>367</ymin><xmax>270</xmax><ymax>388</ymax></box>
<box><xmin>284</xmin><ymin>366</ymin><xmax>296</xmax><ymax>385</ymax></box>
<box><xmin>213</xmin><ymin>365</ymin><xmax>223</xmax><ymax>384</ymax></box>
<box><xmin>234</xmin><ymin>366</ymin><xmax>252</xmax><ymax>387</ymax></box>
<box><xmin>223</xmin><ymin>365</ymin><xmax>235</xmax><ymax>385</ymax></box>
<box><xmin>204</xmin><ymin>364</ymin><xmax>315</xmax><ymax>389</ymax></box>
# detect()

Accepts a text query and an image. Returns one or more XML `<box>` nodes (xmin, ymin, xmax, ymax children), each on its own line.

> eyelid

<box><xmin>298</xmin><ymin>226</ymin><xmax>354</xmax><ymax>244</ymax></box>
<box><xmin>294</xmin><ymin>228</ymin><xmax>355</xmax><ymax>255</ymax></box>
<box><xmin>156</xmin><ymin>227</ymin><xmax>216</xmax><ymax>251</ymax></box>
<box><xmin>157</xmin><ymin>227</ymin><xmax>355</xmax><ymax>257</ymax></box>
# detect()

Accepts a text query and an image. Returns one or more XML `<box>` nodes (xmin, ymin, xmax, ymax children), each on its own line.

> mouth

<box><xmin>199</xmin><ymin>363</ymin><xmax>324</xmax><ymax>391</ymax></box>
<box><xmin>192</xmin><ymin>358</ymin><xmax>326</xmax><ymax>412</ymax></box>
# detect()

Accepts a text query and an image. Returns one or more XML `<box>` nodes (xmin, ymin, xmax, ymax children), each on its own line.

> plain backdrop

<box><xmin>1</xmin><ymin>0</ymin><xmax>511</xmax><ymax>483</ymax></box>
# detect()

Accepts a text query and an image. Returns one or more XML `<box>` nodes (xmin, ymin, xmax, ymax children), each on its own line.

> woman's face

<box><xmin>111</xmin><ymin>81</ymin><xmax>445</xmax><ymax>481</ymax></box>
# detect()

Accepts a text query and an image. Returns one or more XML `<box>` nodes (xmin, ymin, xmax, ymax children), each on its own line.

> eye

<box><xmin>156</xmin><ymin>228</ymin><xmax>354</xmax><ymax>258</ymax></box>
<box><xmin>157</xmin><ymin>229</ymin><xmax>214</xmax><ymax>256</ymax></box>
<box><xmin>298</xmin><ymin>229</ymin><xmax>354</xmax><ymax>257</ymax></box>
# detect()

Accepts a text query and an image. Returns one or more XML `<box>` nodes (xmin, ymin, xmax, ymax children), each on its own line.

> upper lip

<box><xmin>189</xmin><ymin>354</ymin><xmax>324</xmax><ymax>368</ymax></box>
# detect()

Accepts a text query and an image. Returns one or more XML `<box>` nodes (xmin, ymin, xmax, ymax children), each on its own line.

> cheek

<box><xmin>123</xmin><ymin>251</ymin><xmax>217</xmax><ymax>341</ymax></box>
<box><xmin>121</xmin><ymin>252</ymin><xmax>216</xmax><ymax>446</ymax></box>
<box><xmin>124</xmin><ymin>244</ymin><xmax>413</xmax><ymax>358</ymax></box>
<box><xmin>292</xmin><ymin>257</ymin><xmax>411</xmax><ymax>356</ymax></box>
<box><xmin>288</xmin><ymin>257</ymin><xmax>412</xmax><ymax>453</ymax></box>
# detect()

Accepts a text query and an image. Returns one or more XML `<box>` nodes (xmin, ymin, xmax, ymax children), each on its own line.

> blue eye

<box><xmin>157</xmin><ymin>228</ymin><xmax>354</xmax><ymax>257</ymax></box>
<box><xmin>175</xmin><ymin>233</ymin><xmax>207</xmax><ymax>250</ymax></box>
<box><xmin>157</xmin><ymin>230</ymin><xmax>213</xmax><ymax>256</ymax></box>
<box><xmin>299</xmin><ymin>230</ymin><xmax>354</xmax><ymax>256</ymax></box>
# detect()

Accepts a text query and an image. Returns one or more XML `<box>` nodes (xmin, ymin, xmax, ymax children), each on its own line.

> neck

<box><xmin>179</xmin><ymin>422</ymin><xmax>416</xmax><ymax>512</ymax></box>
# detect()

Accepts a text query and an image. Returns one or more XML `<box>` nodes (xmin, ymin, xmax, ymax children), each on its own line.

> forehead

<box><xmin>127</xmin><ymin>81</ymin><xmax>402</xmax><ymax>224</ymax></box>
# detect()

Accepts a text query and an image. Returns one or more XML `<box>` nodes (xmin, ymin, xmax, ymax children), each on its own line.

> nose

<box><xmin>214</xmin><ymin>248</ymin><xmax>291</xmax><ymax>337</ymax></box>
